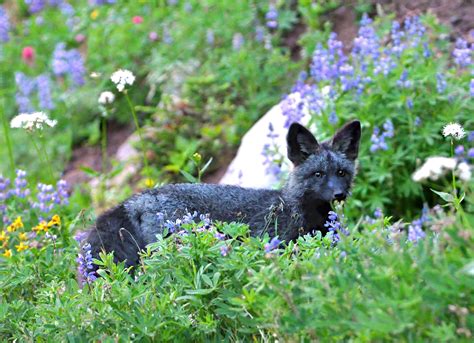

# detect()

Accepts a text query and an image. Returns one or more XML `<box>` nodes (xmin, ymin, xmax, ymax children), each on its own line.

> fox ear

<box><xmin>331</xmin><ymin>120</ymin><xmax>361</xmax><ymax>160</ymax></box>
<box><xmin>287</xmin><ymin>123</ymin><xmax>319</xmax><ymax>166</ymax></box>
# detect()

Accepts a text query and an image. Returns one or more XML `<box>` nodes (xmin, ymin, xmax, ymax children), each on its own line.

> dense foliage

<box><xmin>0</xmin><ymin>1</ymin><xmax>473</xmax><ymax>341</ymax></box>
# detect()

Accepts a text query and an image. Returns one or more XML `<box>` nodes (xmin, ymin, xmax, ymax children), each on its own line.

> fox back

<box><xmin>86</xmin><ymin>120</ymin><xmax>361</xmax><ymax>269</ymax></box>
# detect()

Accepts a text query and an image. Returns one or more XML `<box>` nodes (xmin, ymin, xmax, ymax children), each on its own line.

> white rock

<box><xmin>219</xmin><ymin>92</ymin><xmax>310</xmax><ymax>188</ymax></box>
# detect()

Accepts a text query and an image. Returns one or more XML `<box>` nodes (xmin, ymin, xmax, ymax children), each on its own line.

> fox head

<box><xmin>286</xmin><ymin>120</ymin><xmax>361</xmax><ymax>204</ymax></box>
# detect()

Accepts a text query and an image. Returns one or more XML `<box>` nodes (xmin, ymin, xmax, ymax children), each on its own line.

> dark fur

<box><xmin>86</xmin><ymin>121</ymin><xmax>361</xmax><ymax>269</ymax></box>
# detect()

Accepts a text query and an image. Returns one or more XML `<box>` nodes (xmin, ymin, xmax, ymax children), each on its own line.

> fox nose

<box><xmin>334</xmin><ymin>193</ymin><xmax>346</xmax><ymax>201</ymax></box>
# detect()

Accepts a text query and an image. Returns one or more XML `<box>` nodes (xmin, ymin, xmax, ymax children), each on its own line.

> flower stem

<box><xmin>0</xmin><ymin>99</ymin><xmax>15</xmax><ymax>178</ymax></box>
<box><xmin>124</xmin><ymin>92</ymin><xmax>151</xmax><ymax>185</ymax></box>
<box><xmin>101</xmin><ymin>116</ymin><xmax>108</xmax><ymax>174</ymax></box>
<box><xmin>31</xmin><ymin>134</ymin><xmax>54</xmax><ymax>183</ymax></box>
<box><xmin>450</xmin><ymin>138</ymin><xmax>457</xmax><ymax>202</ymax></box>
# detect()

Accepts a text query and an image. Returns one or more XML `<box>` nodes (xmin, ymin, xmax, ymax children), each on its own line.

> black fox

<box><xmin>86</xmin><ymin>120</ymin><xmax>361</xmax><ymax>269</ymax></box>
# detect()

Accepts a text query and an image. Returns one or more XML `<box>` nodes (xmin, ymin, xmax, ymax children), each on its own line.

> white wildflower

<box><xmin>457</xmin><ymin>162</ymin><xmax>472</xmax><ymax>181</ymax></box>
<box><xmin>10</xmin><ymin>112</ymin><xmax>57</xmax><ymax>132</ymax></box>
<box><xmin>412</xmin><ymin>156</ymin><xmax>457</xmax><ymax>182</ymax></box>
<box><xmin>98</xmin><ymin>91</ymin><xmax>115</xmax><ymax>105</ymax></box>
<box><xmin>110</xmin><ymin>69</ymin><xmax>135</xmax><ymax>92</ymax></box>
<box><xmin>90</xmin><ymin>72</ymin><xmax>101</xmax><ymax>79</ymax></box>
<box><xmin>442</xmin><ymin>122</ymin><xmax>466</xmax><ymax>140</ymax></box>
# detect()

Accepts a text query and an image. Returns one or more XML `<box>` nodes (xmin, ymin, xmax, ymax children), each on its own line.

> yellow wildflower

<box><xmin>47</xmin><ymin>214</ymin><xmax>61</xmax><ymax>228</ymax></box>
<box><xmin>13</xmin><ymin>216</ymin><xmax>24</xmax><ymax>228</ymax></box>
<box><xmin>33</xmin><ymin>221</ymin><xmax>48</xmax><ymax>233</ymax></box>
<box><xmin>2</xmin><ymin>249</ymin><xmax>12</xmax><ymax>258</ymax></box>
<box><xmin>15</xmin><ymin>242</ymin><xmax>28</xmax><ymax>252</ymax></box>
<box><xmin>19</xmin><ymin>232</ymin><xmax>28</xmax><ymax>241</ymax></box>
<box><xmin>90</xmin><ymin>9</ymin><xmax>99</xmax><ymax>20</ymax></box>
<box><xmin>0</xmin><ymin>230</ymin><xmax>7</xmax><ymax>242</ymax></box>
<box><xmin>144</xmin><ymin>178</ymin><xmax>155</xmax><ymax>188</ymax></box>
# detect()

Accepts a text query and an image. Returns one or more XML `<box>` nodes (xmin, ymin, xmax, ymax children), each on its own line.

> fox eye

<box><xmin>337</xmin><ymin>170</ymin><xmax>345</xmax><ymax>177</ymax></box>
<box><xmin>315</xmin><ymin>171</ymin><xmax>323</xmax><ymax>178</ymax></box>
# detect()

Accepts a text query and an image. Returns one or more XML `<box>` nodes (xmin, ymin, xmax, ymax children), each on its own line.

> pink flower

<box><xmin>22</xmin><ymin>46</ymin><xmax>35</xmax><ymax>65</ymax></box>
<box><xmin>75</xmin><ymin>34</ymin><xmax>86</xmax><ymax>43</ymax></box>
<box><xmin>132</xmin><ymin>16</ymin><xmax>143</xmax><ymax>25</ymax></box>
<box><xmin>149</xmin><ymin>31</ymin><xmax>158</xmax><ymax>41</ymax></box>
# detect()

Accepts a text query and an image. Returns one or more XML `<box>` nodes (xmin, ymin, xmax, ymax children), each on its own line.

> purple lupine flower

<box><xmin>374</xmin><ymin>208</ymin><xmax>383</xmax><ymax>218</ymax></box>
<box><xmin>199</xmin><ymin>213</ymin><xmax>211</xmax><ymax>229</ymax></box>
<box><xmin>422</xmin><ymin>42</ymin><xmax>431</xmax><ymax>58</ymax></box>
<box><xmin>267</xmin><ymin>122</ymin><xmax>278</xmax><ymax>139</ymax></box>
<box><xmin>468</xmin><ymin>131</ymin><xmax>474</xmax><ymax>142</ymax></box>
<box><xmin>167</xmin><ymin>0</ymin><xmax>178</xmax><ymax>5</ymax></box>
<box><xmin>163</xmin><ymin>26</ymin><xmax>173</xmax><ymax>44</ymax></box>
<box><xmin>373</xmin><ymin>56</ymin><xmax>396</xmax><ymax>76</ymax></box>
<box><xmin>397</xmin><ymin>70</ymin><xmax>412</xmax><ymax>88</ymax></box>
<box><xmin>455</xmin><ymin>145</ymin><xmax>465</xmax><ymax>156</ymax></box>
<box><xmin>53</xmin><ymin>179</ymin><xmax>69</xmax><ymax>205</ymax></box>
<box><xmin>467</xmin><ymin>148</ymin><xmax>474</xmax><ymax>158</ymax></box>
<box><xmin>34</xmin><ymin>183</ymin><xmax>56</xmax><ymax>218</ymax></box>
<box><xmin>0</xmin><ymin>175</ymin><xmax>10</xmax><ymax>218</ymax></box>
<box><xmin>59</xmin><ymin>2</ymin><xmax>77</xmax><ymax>30</ymax></box>
<box><xmin>89</xmin><ymin>0</ymin><xmax>116</xmax><ymax>5</ymax></box>
<box><xmin>280</xmin><ymin>94</ymin><xmax>305</xmax><ymax>128</ymax></box>
<box><xmin>265</xmin><ymin>4</ymin><xmax>278</xmax><ymax>29</ymax></box>
<box><xmin>15</xmin><ymin>72</ymin><xmax>37</xmax><ymax>113</ymax></box>
<box><xmin>68</xmin><ymin>50</ymin><xmax>86</xmax><ymax>86</ymax></box>
<box><xmin>328</xmin><ymin>111</ymin><xmax>338</xmax><ymax>125</ymax></box>
<box><xmin>184</xmin><ymin>2</ymin><xmax>192</xmax><ymax>12</ymax></box>
<box><xmin>436</xmin><ymin>73</ymin><xmax>447</xmax><ymax>93</ymax></box>
<box><xmin>10</xmin><ymin>170</ymin><xmax>30</xmax><ymax>198</ymax></box>
<box><xmin>310</xmin><ymin>33</ymin><xmax>345</xmax><ymax>83</ymax></box>
<box><xmin>214</xmin><ymin>232</ymin><xmax>225</xmax><ymax>240</ymax></box>
<box><xmin>206</xmin><ymin>29</ymin><xmax>214</xmax><ymax>46</ymax></box>
<box><xmin>261</xmin><ymin>144</ymin><xmax>282</xmax><ymax>177</ymax></box>
<box><xmin>470</xmin><ymin>79</ymin><xmax>474</xmax><ymax>97</ymax></box>
<box><xmin>255</xmin><ymin>26</ymin><xmax>265</xmax><ymax>42</ymax></box>
<box><xmin>164</xmin><ymin>219</ymin><xmax>180</xmax><ymax>233</ymax></box>
<box><xmin>370</xmin><ymin>127</ymin><xmax>387</xmax><ymax>152</ymax></box>
<box><xmin>452</xmin><ymin>38</ymin><xmax>472</xmax><ymax>68</ymax></box>
<box><xmin>371</xmin><ymin>119</ymin><xmax>395</xmax><ymax>152</ymax></box>
<box><xmin>264</xmin><ymin>237</ymin><xmax>281</xmax><ymax>253</ymax></box>
<box><xmin>74</xmin><ymin>231</ymin><xmax>88</xmax><ymax>243</ymax></box>
<box><xmin>52</xmin><ymin>43</ymin><xmax>85</xmax><ymax>86</ymax></box>
<box><xmin>182</xmin><ymin>211</ymin><xmax>198</xmax><ymax>225</ymax></box>
<box><xmin>36</xmin><ymin>74</ymin><xmax>55</xmax><ymax>110</ymax></box>
<box><xmin>220</xmin><ymin>245</ymin><xmax>230</xmax><ymax>256</ymax></box>
<box><xmin>324</xmin><ymin>211</ymin><xmax>349</xmax><ymax>244</ymax></box>
<box><xmin>352</xmin><ymin>14</ymin><xmax>379</xmax><ymax>62</ymax></box>
<box><xmin>414</xmin><ymin>116</ymin><xmax>422</xmax><ymax>126</ymax></box>
<box><xmin>406</xmin><ymin>98</ymin><xmax>413</xmax><ymax>109</ymax></box>
<box><xmin>407</xmin><ymin>223</ymin><xmax>425</xmax><ymax>243</ymax></box>
<box><xmin>77</xmin><ymin>243</ymin><xmax>97</xmax><ymax>285</ymax></box>
<box><xmin>0</xmin><ymin>6</ymin><xmax>10</xmax><ymax>42</ymax></box>
<box><xmin>383</xmin><ymin>119</ymin><xmax>394</xmax><ymax>137</ymax></box>
<box><xmin>390</xmin><ymin>20</ymin><xmax>404</xmax><ymax>56</ymax></box>
<box><xmin>25</xmin><ymin>0</ymin><xmax>46</xmax><ymax>14</ymax></box>
<box><xmin>404</xmin><ymin>16</ymin><xmax>425</xmax><ymax>48</ymax></box>
<box><xmin>232</xmin><ymin>33</ymin><xmax>244</xmax><ymax>51</ymax></box>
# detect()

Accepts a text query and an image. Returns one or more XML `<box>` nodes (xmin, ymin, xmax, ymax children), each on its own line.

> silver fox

<box><xmin>86</xmin><ymin>120</ymin><xmax>361</xmax><ymax>269</ymax></box>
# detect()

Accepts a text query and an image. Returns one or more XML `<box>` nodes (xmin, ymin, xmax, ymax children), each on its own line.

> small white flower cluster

<box><xmin>110</xmin><ymin>69</ymin><xmax>135</xmax><ymax>92</ymax></box>
<box><xmin>412</xmin><ymin>156</ymin><xmax>472</xmax><ymax>182</ymax></box>
<box><xmin>10</xmin><ymin>112</ymin><xmax>57</xmax><ymax>132</ymax></box>
<box><xmin>442</xmin><ymin>122</ymin><xmax>466</xmax><ymax>140</ymax></box>
<box><xmin>98</xmin><ymin>91</ymin><xmax>115</xmax><ymax>105</ymax></box>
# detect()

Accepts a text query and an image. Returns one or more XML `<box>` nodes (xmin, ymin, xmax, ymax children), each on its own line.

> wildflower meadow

<box><xmin>0</xmin><ymin>1</ymin><xmax>473</xmax><ymax>341</ymax></box>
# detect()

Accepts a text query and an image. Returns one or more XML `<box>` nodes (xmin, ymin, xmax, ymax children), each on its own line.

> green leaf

<box><xmin>430</xmin><ymin>189</ymin><xmax>454</xmax><ymax>203</ymax></box>
<box><xmin>180</xmin><ymin>170</ymin><xmax>197</xmax><ymax>183</ymax></box>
